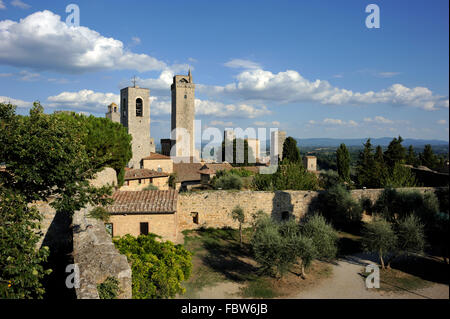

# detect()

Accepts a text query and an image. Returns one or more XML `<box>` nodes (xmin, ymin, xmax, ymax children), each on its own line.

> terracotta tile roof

<box><xmin>142</xmin><ymin>152</ymin><xmax>172</xmax><ymax>160</ymax></box>
<box><xmin>106</xmin><ymin>190</ymin><xmax>177</xmax><ymax>214</ymax></box>
<box><xmin>124</xmin><ymin>169</ymin><xmax>168</xmax><ymax>181</ymax></box>
<box><xmin>198</xmin><ymin>163</ymin><xmax>233</xmax><ymax>175</ymax></box>
<box><xmin>173</xmin><ymin>163</ymin><xmax>203</xmax><ymax>182</ymax></box>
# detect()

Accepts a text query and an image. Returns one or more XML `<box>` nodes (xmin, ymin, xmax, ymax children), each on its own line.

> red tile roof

<box><xmin>141</xmin><ymin>152</ymin><xmax>172</xmax><ymax>160</ymax></box>
<box><xmin>124</xmin><ymin>169</ymin><xmax>168</xmax><ymax>181</ymax></box>
<box><xmin>173</xmin><ymin>163</ymin><xmax>203</xmax><ymax>182</ymax></box>
<box><xmin>106</xmin><ymin>190</ymin><xmax>177</xmax><ymax>214</ymax></box>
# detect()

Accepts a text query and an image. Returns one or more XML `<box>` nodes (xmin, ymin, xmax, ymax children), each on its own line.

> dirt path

<box><xmin>293</xmin><ymin>253</ymin><xmax>449</xmax><ymax>299</ymax></box>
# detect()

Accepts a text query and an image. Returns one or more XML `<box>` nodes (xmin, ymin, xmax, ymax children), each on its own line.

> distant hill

<box><xmin>294</xmin><ymin>137</ymin><xmax>449</xmax><ymax>148</ymax></box>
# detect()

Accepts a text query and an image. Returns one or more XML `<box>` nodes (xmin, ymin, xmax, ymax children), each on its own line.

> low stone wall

<box><xmin>177</xmin><ymin>187</ymin><xmax>438</xmax><ymax>235</ymax></box>
<box><xmin>72</xmin><ymin>205</ymin><xmax>132</xmax><ymax>299</ymax></box>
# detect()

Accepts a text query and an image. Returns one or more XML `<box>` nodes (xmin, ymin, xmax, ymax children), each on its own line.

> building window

<box><xmin>105</xmin><ymin>223</ymin><xmax>113</xmax><ymax>237</ymax></box>
<box><xmin>136</xmin><ymin>98</ymin><xmax>143</xmax><ymax>117</ymax></box>
<box><xmin>114</xmin><ymin>106</ymin><xmax>117</xmax><ymax>112</ymax></box>
<box><xmin>122</xmin><ymin>98</ymin><xmax>127</xmax><ymax>117</ymax></box>
<box><xmin>140</xmin><ymin>222</ymin><xmax>149</xmax><ymax>235</ymax></box>
<box><xmin>281</xmin><ymin>211</ymin><xmax>289</xmax><ymax>221</ymax></box>
<box><xmin>157</xmin><ymin>167</ymin><xmax>162</xmax><ymax>172</ymax></box>
<box><xmin>184</xmin><ymin>95</ymin><xmax>187</xmax><ymax>99</ymax></box>
<box><xmin>138</xmin><ymin>179</ymin><xmax>142</xmax><ymax>184</ymax></box>
<box><xmin>191</xmin><ymin>212</ymin><xmax>199</xmax><ymax>224</ymax></box>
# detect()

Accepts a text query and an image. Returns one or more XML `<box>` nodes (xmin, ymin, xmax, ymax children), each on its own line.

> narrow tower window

<box><xmin>136</xmin><ymin>98</ymin><xmax>143</xmax><ymax>117</ymax></box>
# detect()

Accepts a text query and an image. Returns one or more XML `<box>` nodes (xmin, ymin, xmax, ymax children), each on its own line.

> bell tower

<box><xmin>120</xmin><ymin>82</ymin><xmax>151</xmax><ymax>168</ymax></box>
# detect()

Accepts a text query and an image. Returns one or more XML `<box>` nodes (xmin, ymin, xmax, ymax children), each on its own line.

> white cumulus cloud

<box><xmin>11</xmin><ymin>0</ymin><xmax>30</xmax><ymax>9</ymax></box>
<box><xmin>0</xmin><ymin>95</ymin><xmax>32</xmax><ymax>108</ymax></box>
<box><xmin>198</xmin><ymin>68</ymin><xmax>448</xmax><ymax>111</ymax></box>
<box><xmin>0</xmin><ymin>10</ymin><xmax>167</xmax><ymax>73</ymax></box>
<box><xmin>224</xmin><ymin>59</ymin><xmax>261</xmax><ymax>70</ymax></box>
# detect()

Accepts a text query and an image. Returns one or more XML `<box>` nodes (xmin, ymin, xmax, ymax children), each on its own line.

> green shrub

<box><xmin>300</xmin><ymin>215</ymin><xmax>338</xmax><ymax>260</ymax></box>
<box><xmin>87</xmin><ymin>206</ymin><xmax>110</xmax><ymax>222</ymax></box>
<box><xmin>396</xmin><ymin>215</ymin><xmax>425</xmax><ymax>256</ymax></box>
<box><xmin>114</xmin><ymin>234</ymin><xmax>192</xmax><ymax>299</ymax></box>
<box><xmin>319</xmin><ymin>170</ymin><xmax>342</xmax><ymax>190</ymax></box>
<box><xmin>212</xmin><ymin>174</ymin><xmax>243</xmax><ymax>190</ymax></box>
<box><xmin>0</xmin><ymin>187</ymin><xmax>51</xmax><ymax>298</ymax></box>
<box><xmin>144</xmin><ymin>184</ymin><xmax>159</xmax><ymax>191</ymax></box>
<box><xmin>97</xmin><ymin>276</ymin><xmax>120</xmax><ymax>299</ymax></box>
<box><xmin>315</xmin><ymin>184</ymin><xmax>363</xmax><ymax>231</ymax></box>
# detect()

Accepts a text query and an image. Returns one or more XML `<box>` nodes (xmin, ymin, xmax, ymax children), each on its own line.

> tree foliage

<box><xmin>0</xmin><ymin>186</ymin><xmax>51</xmax><ymax>298</ymax></box>
<box><xmin>251</xmin><ymin>213</ymin><xmax>337</xmax><ymax>278</ymax></box>
<box><xmin>231</xmin><ymin>206</ymin><xmax>245</xmax><ymax>246</ymax></box>
<box><xmin>97</xmin><ymin>276</ymin><xmax>120</xmax><ymax>299</ymax></box>
<box><xmin>252</xmin><ymin>162</ymin><xmax>319</xmax><ymax>191</ymax></box>
<box><xmin>114</xmin><ymin>234</ymin><xmax>192</xmax><ymax>299</ymax></box>
<box><xmin>336</xmin><ymin>143</ymin><xmax>351</xmax><ymax>183</ymax></box>
<box><xmin>361</xmin><ymin>219</ymin><xmax>397</xmax><ymax>269</ymax></box>
<box><xmin>315</xmin><ymin>184</ymin><xmax>363</xmax><ymax>231</ymax></box>
<box><xmin>282</xmin><ymin>137</ymin><xmax>301</xmax><ymax>164</ymax></box>
<box><xmin>0</xmin><ymin>103</ymin><xmax>130</xmax><ymax>213</ymax></box>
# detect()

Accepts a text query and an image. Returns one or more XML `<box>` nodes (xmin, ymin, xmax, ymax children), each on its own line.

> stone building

<box><xmin>120</xmin><ymin>168</ymin><xmax>169</xmax><ymax>191</ymax></box>
<box><xmin>141</xmin><ymin>152</ymin><xmax>173</xmax><ymax>173</ymax></box>
<box><xmin>106</xmin><ymin>190</ymin><xmax>178</xmax><ymax>240</ymax></box>
<box><xmin>245</xmin><ymin>138</ymin><xmax>260</xmax><ymax>162</ymax></box>
<box><xmin>303</xmin><ymin>156</ymin><xmax>317</xmax><ymax>172</ymax></box>
<box><xmin>105</xmin><ymin>102</ymin><xmax>120</xmax><ymax>123</ymax></box>
<box><xmin>120</xmin><ymin>85</ymin><xmax>151</xmax><ymax>168</ymax></box>
<box><xmin>271</xmin><ymin>130</ymin><xmax>286</xmax><ymax>163</ymax></box>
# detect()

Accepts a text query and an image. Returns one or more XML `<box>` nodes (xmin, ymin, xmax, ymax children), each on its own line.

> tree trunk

<box><xmin>239</xmin><ymin>224</ymin><xmax>242</xmax><ymax>247</ymax></box>
<box><xmin>300</xmin><ymin>262</ymin><xmax>307</xmax><ymax>279</ymax></box>
<box><xmin>379</xmin><ymin>249</ymin><xmax>385</xmax><ymax>270</ymax></box>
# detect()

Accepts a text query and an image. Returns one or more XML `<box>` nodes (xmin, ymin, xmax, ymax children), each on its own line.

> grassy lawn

<box><xmin>181</xmin><ymin>227</ymin><xmax>332</xmax><ymax>298</ymax></box>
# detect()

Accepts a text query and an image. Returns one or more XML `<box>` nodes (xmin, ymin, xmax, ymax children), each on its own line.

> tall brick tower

<box><xmin>120</xmin><ymin>84</ymin><xmax>151</xmax><ymax>168</ymax></box>
<box><xmin>171</xmin><ymin>69</ymin><xmax>195</xmax><ymax>159</ymax></box>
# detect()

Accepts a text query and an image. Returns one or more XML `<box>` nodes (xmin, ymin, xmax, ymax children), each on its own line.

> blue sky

<box><xmin>0</xmin><ymin>0</ymin><xmax>448</xmax><ymax>143</ymax></box>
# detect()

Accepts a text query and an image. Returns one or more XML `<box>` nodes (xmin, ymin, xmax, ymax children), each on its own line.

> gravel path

<box><xmin>184</xmin><ymin>254</ymin><xmax>448</xmax><ymax>299</ymax></box>
<box><xmin>293</xmin><ymin>253</ymin><xmax>449</xmax><ymax>299</ymax></box>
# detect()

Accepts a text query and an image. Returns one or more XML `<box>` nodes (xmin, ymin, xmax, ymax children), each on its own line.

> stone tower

<box><xmin>171</xmin><ymin>69</ymin><xmax>195</xmax><ymax>159</ymax></box>
<box><xmin>106</xmin><ymin>102</ymin><xmax>120</xmax><ymax>123</ymax></box>
<box><xmin>120</xmin><ymin>85</ymin><xmax>151</xmax><ymax>168</ymax></box>
<box><xmin>271</xmin><ymin>130</ymin><xmax>286</xmax><ymax>163</ymax></box>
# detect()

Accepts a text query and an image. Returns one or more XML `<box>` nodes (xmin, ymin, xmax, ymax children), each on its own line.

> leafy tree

<box><xmin>315</xmin><ymin>184</ymin><xmax>363</xmax><ymax>231</ymax></box>
<box><xmin>356</xmin><ymin>139</ymin><xmax>378</xmax><ymax>188</ymax></box>
<box><xmin>383</xmin><ymin>163</ymin><xmax>417</xmax><ymax>188</ymax></box>
<box><xmin>212</xmin><ymin>173</ymin><xmax>243</xmax><ymax>190</ymax></box>
<box><xmin>336</xmin><ymin>143</ymin><xmax>350</xmax><ymax>183</ymax></box>
<box><xmin>114</xmin><ymin>234</ymin><xmax>192</xmax><ymax>299</ymax></box>
<box><xmin>300</xmin><ymin>215</ymin><xmax>338</xmax><ymax>260</ymax></box>
<box><xmin>373</xmin><ymin>145</ymin><xmax>389</xmax><ymax>186</ymax></box>
<box><xmin>384</xmin><ymin>136</ymin><xmax>406</xmax><ymax>169</ymax></box>
<box><xmin>282</xmin><ymin>137</ymin><xmax>301</xmax><ymax>163</ymax></box>
<box><xmin>396</xmin><ymin>215</ymin><xmax>425</xmax><ymax>257</ymax></box>
<box><xmin>0</xmin><ymin>186</ymin><xmax>51</xmax><ymax>298</ymax></box>
<box><xmin>420</xmin><ymin>144</ymin><xmax>438</xmax><ymax>170</ymax></box>
<box><xmin>251</xmin><ymin>214</ymin><xmax>287</xmax><ymax>277</ymax></box>
<box><xmin>231</xmin><ymin>206</ymin><xmax>245</xmax><ymax>246</ymax></box>
<box><xmin>361</xmin><ymin>219</ymin><xmax>397</xmax><ymax>269</ymax></box>
<box><xmin>406</xmin><ymin>145</ymin><xmax>418</xmax><ymax>166</ymax></box>
<box><xmin>0</xmin><ymin>103</ymin><xmax>118</xmax><ymax>213</ymax></box>
<box><xmin>318</xmin><ymin>170</ymin><xmax>341</xmax><ymax>190</ymax></box>
<box><xmin>252</xmin><ymin>162</ymin><xmax>318</xmax><ymax>191</ymax></box>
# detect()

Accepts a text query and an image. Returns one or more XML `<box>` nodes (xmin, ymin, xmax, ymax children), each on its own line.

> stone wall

<box><xmin>177</xmin><ymin>187</ymin><xmax>437</xmax><ymax>237</ymax></box>
<box><xmin>72</xmin><ymin>205</ymin><xmax>132</xmax><ymax>299</ymax></box>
